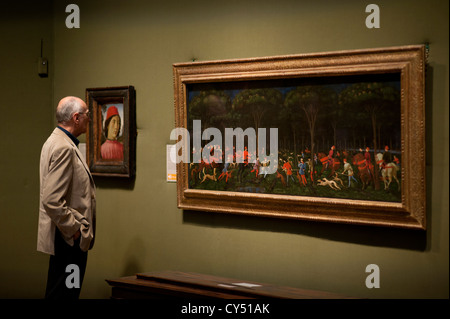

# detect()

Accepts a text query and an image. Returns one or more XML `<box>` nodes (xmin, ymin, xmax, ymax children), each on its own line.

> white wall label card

<box><xmin>166</xmin><ymin>144</ymin><xmax>177</xmax><ymax>182</ymax></box>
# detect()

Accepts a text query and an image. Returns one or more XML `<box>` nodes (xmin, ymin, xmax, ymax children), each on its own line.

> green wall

<box><xmin>0</xmin><ymin>0</ymin><xmax>448</xmax><ymax>299</ymax></box>
<box><xmin>0</xmin><ymin>1</ymin><xmax>54</xmax><ymax>297</ymax></box>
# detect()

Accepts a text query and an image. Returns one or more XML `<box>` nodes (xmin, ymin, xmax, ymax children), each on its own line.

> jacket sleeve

<box><xmin>41</xmin><ymin>145</ymin><xmax>81</xmax><ymax>239</ymax></box>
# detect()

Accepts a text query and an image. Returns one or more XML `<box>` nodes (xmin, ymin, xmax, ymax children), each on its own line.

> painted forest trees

<box><xmin>187</xmin><ymin>80</ymin><xmax>400</xmax><ymax>189</ymax></box>
<box><xmin>339</xmin><ymin>82</ymin><xmax>400</xmax><ymax>190</ymax></box>
<box><xmin>232</xmin><ymin>88</ymin><xmax>283</xmax><ymax>150</ymax></box>
<box><xmin>284</xmin><ymin>86</ymin><xmax>337</xmax><ymax>184</ymax></box>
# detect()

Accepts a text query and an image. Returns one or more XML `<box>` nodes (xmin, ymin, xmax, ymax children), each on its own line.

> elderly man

<box><xmin>37</xmin><ymin>96</ymin><xmax>96</xmax><ymax>299</ymax></box>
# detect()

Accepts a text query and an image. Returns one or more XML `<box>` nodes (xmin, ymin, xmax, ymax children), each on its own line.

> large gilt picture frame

<box><xmin>86</xmin><ymin>86</ymin><xmax>136</xmax><ymax>178</ymax></box>
<box><xmin>173</xmin><ymin>45</ymin><xmax>426</xmax><ymax>229</ymax></box>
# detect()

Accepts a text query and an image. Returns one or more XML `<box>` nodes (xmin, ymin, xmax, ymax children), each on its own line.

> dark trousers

<box><xmin>45</xmin><ymin>229</ymin><xmax>88</xmax><ymax>299</ymax></box>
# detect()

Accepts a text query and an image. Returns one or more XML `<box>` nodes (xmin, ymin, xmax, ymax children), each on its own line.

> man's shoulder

<box><xmin>42</xmin><ymin>129</ymin><xmax>75</xmax><ymax>155</ymax></box>
<box><xmin>46</xmin><ymin>128</ymin><xmax>72</xmax><ymax>144</ymax></box>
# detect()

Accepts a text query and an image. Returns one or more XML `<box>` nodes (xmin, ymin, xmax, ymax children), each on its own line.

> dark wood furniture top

<box><xmin>106</xmin><ymin>270</ymin><xmax>354</xmax><ymax>299</ymax></box>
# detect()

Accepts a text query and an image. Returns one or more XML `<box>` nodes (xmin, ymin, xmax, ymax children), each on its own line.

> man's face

<box><xmin>77</xmin><ymin>102</ymin><xmax>90</xmax><ymax>135</ymax></box>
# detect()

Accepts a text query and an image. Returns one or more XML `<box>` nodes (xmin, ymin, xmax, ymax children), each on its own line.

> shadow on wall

<box><xmin>93</xmin><ymin>175</ymin><xmax>136</xmax><ymax>191</ymax></box>
<box><xmin>183</xmin><ymin>210</ymin><xmax>427</xmax><ymax>251</ymax></box>
<box><xmin>120</xmin><ymin>236</ymin><xmax>146</xmax><ymax>277</ymax></box>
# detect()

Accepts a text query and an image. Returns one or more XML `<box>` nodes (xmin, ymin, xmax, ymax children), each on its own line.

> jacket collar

<box><xmin>57</xmin><ymin>126</ymin><xmax>80</xmax><ymax>146</ymax></box>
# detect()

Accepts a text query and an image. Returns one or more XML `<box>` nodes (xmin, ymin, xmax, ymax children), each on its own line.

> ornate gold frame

<box><xmin>173</xmin><ymin>45</ymin><xmax>426</xmax><ymax>229</ymax></box>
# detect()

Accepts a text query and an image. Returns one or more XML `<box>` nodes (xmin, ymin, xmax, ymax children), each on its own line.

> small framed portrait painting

<box><xmin>86</xmin><ymin>86</ymin><xmax>136</xmax><ymax>178</ymax></box>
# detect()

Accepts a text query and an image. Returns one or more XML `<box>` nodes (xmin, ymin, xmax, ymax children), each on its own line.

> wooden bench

<box><xmin>106</xmin><ymin>270</ymin><xmax>353</xmax><ymax>299</ymax></box>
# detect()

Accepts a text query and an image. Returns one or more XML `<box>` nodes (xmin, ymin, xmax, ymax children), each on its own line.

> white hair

<box><xmin>56</xmin><ymin>97</ymin><xmax>84</xmax><ymax>123</ymax></box>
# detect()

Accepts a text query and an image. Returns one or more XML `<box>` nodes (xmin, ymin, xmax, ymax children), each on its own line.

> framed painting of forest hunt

<box><xmin>86</xmin><ymin>86</ymin><xmax>136</xmax><ymax>178</ymax></box>
<box><xmin>172</xmin><ymin>45</ymin><xmax>426</xmax><ymax>229</ymax></box>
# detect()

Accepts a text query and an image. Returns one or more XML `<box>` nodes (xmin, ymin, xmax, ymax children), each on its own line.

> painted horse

<box><xmin>352</xmin><ymin>153</ymin><xmax>374</xmax><ymax>190</ymax></box>
<box><xmin>376</xmin><ymin>153</ymin><xmax>400</xmax><ymax>191</ymax></box>
<box><xmin>318</xmin><ymin>152</ymin><xmax>341</xmax><ymax>178</ymax></box>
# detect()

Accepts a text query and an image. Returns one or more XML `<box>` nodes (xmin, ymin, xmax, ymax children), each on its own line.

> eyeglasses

<box><xmin>79</xmin><ymin>111</ymin><xmax>91</xmax><ymax>118</ymax></box>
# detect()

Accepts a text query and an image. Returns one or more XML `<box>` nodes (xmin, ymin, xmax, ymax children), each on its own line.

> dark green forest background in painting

<box><xmin>187</xmin><ymin>73</ymin><xmax>402</xmax><ymax>203</ymax></box>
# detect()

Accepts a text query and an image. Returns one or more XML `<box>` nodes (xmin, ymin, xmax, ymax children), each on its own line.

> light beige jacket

<box><xmin>37</xmin><ymin>128</ymin><xmax>96</xmax><ymax>255</ymax></box>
